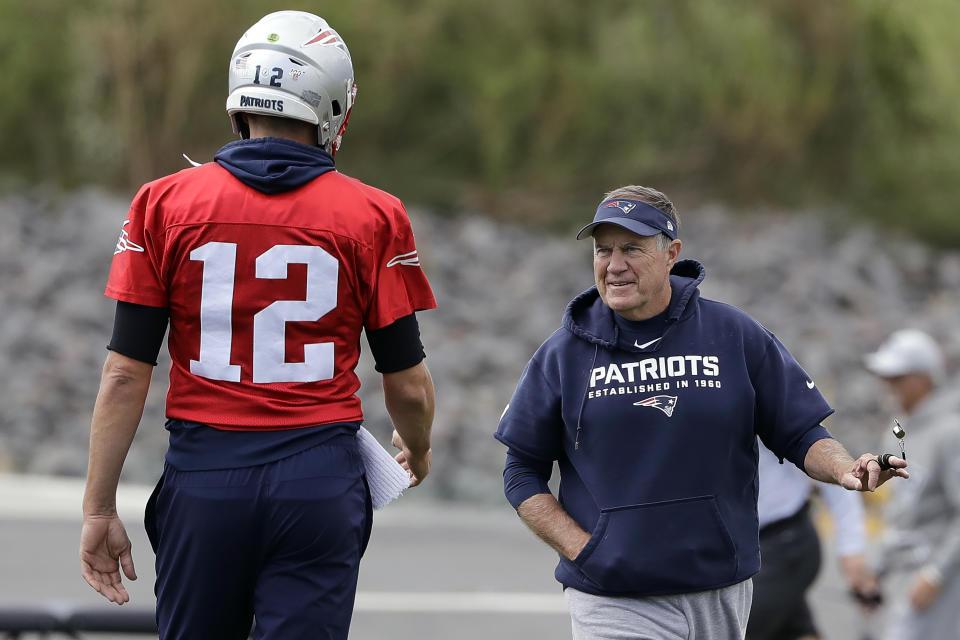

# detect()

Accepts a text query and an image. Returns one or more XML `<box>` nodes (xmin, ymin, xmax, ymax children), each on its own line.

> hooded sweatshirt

<box><xmin>495</xmin><ymin>259</ymin><xmax>833</xmax><ymax>597</ymax></box>
<box><xmin>214</xmin><ymin>137</ymin><xmax>336</xmax><ymax>193</ymax></box>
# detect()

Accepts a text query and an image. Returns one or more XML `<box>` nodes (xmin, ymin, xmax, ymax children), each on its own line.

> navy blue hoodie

<box><xmin>495</xmin><ymin>259</ymin><xmax>833</xmax><ymax>596</ymax></box>
<box><xmin>214</xmin><ymin>137</ymin><xmax>336</xmax><ymax>194</ymax></box>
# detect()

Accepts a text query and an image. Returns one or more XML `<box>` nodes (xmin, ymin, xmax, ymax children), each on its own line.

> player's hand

<box><xmin>392</xmin><ymin>429</ymin><xmax>431</xmax><ymax>487</ymax></box>
<box><xmin>80</xmin><ymin>514</ymin><xmax>137</xmax><ymax>604</ymax></box>
<box><xmin>840</xmin><ymin>453</ymin><xmax>908</xmax><ymax>492</ymax></box>
<box><xmin>909</xmin><ymin>572</ymin><xmax>941</xmax><ymax>611</ymax></box>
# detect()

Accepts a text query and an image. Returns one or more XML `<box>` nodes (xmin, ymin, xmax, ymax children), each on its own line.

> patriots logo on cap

<box><xmin>633</xmin><ymin>395</ymin><xmax>678</xmax><ymax>417</ymax></box>
<box><xmin>604</xmin><ymin>201</ymin><xmax>637</xmax><ymax>214</ymax></box>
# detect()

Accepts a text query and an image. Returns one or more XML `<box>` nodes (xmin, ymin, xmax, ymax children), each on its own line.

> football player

<box><xmin>80</xmin><ymin>11</ymin><xmax>436</xmax><ymax>640</ymax></box>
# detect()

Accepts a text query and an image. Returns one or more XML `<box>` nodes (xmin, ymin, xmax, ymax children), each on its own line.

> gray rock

<box><xmin>1</xmin><ymin>191</ymin><xmax>957</xmax><ymax>501</ymax></box>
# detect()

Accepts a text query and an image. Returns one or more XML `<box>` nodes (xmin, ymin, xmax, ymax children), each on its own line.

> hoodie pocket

<box><xmin>573</xmin><ymin>495</ymin><xmax>737</xmax><ymax>594</ymax></box>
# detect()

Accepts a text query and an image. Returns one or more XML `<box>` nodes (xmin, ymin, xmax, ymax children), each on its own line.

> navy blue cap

<box><xmin>576</xmin><ymin>199</ymin><xmax>678</xmax><ymax>240</ymax></box>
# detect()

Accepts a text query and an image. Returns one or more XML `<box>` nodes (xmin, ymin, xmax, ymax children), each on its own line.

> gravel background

<box><xmin>2</xmin><ymin>189</ymin><xmax>957</xmax><ymax>500</ymax></box>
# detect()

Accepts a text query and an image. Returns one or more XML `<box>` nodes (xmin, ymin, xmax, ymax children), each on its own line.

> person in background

<box><xmin>748</xmin><ymin>440</ymin><xmax>880</xmax><ymax>640</ymax></box>
<box><xmin>80</xmin><ymin>11</ymin><xmax>436</xmax><ymax>640</ymax></box>
<box><xmin>495</xmin><ymin>184</ymin><xmax>907</xmax><ymax>639</ymax></box>
<box><xmin>864</xmin><ymin>329</ymin><xmax>960</xmax><ymax>640</ymax></box>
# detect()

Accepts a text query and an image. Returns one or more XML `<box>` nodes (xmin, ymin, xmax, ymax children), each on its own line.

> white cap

<box><xmin>864</xmin><ymin>329</ymin><xmax>944</xmax><ymax>383</ymax></box>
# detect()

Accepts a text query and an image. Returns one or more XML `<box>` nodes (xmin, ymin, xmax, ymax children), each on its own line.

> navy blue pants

<box><xmin>144</xmin><ymin>438</ymin><xmax>372</xmax><ymax>640</ymax></box>
<box><xmin>746</xmin><ymin>504</ymin><xmax>821</xmax><ymax>640</ymax></box>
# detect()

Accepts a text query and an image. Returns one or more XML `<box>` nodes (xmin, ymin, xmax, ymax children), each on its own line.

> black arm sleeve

<box><xmin>106</xmin><ymin>301</ymin><xmax>170</xmax><ymax>366</ymax></box>
<box><xmin>366</xmin><ymin>313</ymin><xmax>425</xmax><ymax>373</ymax></box>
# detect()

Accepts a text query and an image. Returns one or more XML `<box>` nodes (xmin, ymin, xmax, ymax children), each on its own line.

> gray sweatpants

<box><xmin>565</xmin><ymin>579</ymin><xmax>753</xmax><ymax>640</ymax></box>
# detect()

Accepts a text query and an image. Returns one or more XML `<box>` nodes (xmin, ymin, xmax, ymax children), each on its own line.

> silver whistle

<box><xmin>892</xmin><ymin>419</ymin><xmax>906</xmax><ymax>460</ymax></box>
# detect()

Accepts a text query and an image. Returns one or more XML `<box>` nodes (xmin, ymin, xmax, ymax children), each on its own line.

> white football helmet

<box><xmin>226</xmin><ymin>11</ymin><xmax>357</xmax><ymax>153</ymax></box>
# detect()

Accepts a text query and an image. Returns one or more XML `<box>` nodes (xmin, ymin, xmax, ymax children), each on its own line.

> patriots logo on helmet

<box><xmin>303</xmin><ymin>29</ymin><xmax>348</xmax><ymax>54</ymax></box>
<box><xmin>633</xmin><ymin>395</ymin><xmax>678</xmax><ymax>417</ymax></box>
<box><xmin>604</xmin><ymin>201</ymin><xmax>637</xmax><ymax>214</ymax></box>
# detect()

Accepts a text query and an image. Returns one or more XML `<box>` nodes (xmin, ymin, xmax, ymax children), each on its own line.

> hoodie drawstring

<box><xmin>575</xmin><ymin>344</ymin><xmax>599</xmax><ymax>450</ymax></box>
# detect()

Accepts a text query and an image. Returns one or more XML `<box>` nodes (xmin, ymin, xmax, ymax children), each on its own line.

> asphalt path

<box><xmin>0</xmin><ymin>475</ymin><xmax>866</xmax><ymax>639</ymax></box>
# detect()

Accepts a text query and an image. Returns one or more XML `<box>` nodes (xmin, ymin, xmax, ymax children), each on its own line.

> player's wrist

<box><xmin>82</xmin><ymin>496</ymin><xmax>119</xmax><ymax>518</ymax></box>
<box><xmin>397</xmin><ymin>429</ymin><xmax>430</xmax><ymax>456</ymax></box>
<box><xmin>83</xmin><ymin>508</ymin><xmax>119</xmax><ymax>519</ymax></box>
<box><xmin>405</xmin><ymin>441</ymin><xmax>431</xmax><ymax>457</ymax></box>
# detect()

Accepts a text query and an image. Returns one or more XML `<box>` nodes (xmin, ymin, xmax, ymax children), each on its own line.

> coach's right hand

<box><xmin>80</xmin><ymin>514</ymin><xmax>137</xmax><ymax>604</ymax></box>
<box><xmin>392</xmin><ymin>429</ymin><xmax>431</xmax><ymax>487</ymax></box>
<box><xmin>844</xmin><ymin>453</ymin><xmax>909</xmax><ymax>492</ymax></box>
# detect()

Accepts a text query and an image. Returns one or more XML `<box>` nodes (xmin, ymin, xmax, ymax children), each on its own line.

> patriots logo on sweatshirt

<box><xmin>633</xmin><ymin>395</ymin><xmax>678</xmax><ymax>417</ymax></box>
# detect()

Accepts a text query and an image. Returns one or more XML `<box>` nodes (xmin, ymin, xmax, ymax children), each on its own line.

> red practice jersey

<box><xmin>106</xmin><ymin>163</ymin><xmax>436</xmax><ymax>430</ymax></box>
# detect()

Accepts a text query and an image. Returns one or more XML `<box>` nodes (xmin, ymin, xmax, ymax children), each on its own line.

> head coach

<box><xmin>495</xmin><ymin>185</ymin><xmax>908</xmax><ymax>638</ymax></box>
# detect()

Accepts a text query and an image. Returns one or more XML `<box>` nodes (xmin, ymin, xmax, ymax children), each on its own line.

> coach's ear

<box><xmin>666</xmin><ymin>239</ymin><xmax>682</xmax><ymax>268</ymax></box>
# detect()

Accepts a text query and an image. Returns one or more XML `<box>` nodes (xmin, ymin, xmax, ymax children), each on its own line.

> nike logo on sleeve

<box><xmin>386</xmin><ymin>250</ymin><xmax>420</xmax><ymax>267</ymax></box>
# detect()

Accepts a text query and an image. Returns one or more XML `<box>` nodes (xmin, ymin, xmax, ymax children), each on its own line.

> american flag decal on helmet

<box><xmin>604</xmin><ymin>201</ymin><xmax>637</xmax><ymax>214</ymax></box>
<box><xmin>633</xmin><ymin>395</ymin><xmax>678</xmax><ymax>417</ymax></box>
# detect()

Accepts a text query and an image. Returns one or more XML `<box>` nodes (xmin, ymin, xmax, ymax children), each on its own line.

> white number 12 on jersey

<box><xmin>189</xmin><ymin>242</ymin><xmax>338</xmax><ymax>384</ymax></box>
